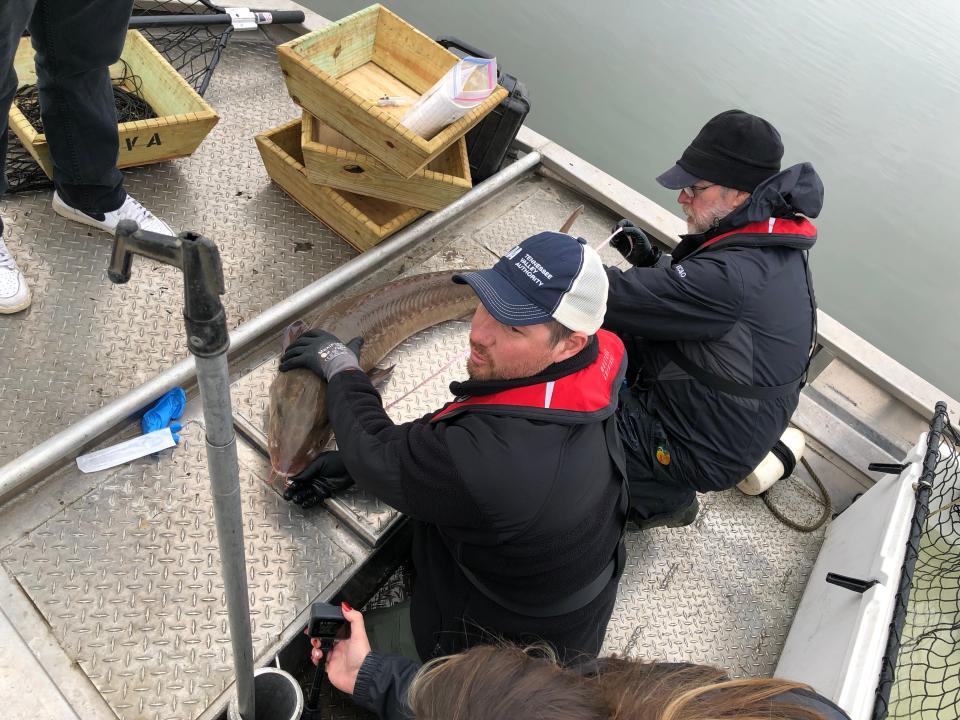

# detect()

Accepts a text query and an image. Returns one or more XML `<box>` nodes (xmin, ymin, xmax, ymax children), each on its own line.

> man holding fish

<box><xmin>278</xmin><ymin>232</ymin><xmax>628</xmax><ymax>663</ymax></box>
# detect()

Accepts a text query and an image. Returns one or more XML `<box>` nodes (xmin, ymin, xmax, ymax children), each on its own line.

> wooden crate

<box><xmin>277</xmin><ymin>4</ymin><xmax>508</xmax><ymax>178</ymax></box>
<box><xmin>256</xmin><ymin>118</ymin><xmax>425</xmax><ymax>252</ymax></box>
<box><xmin>301</xmin><ymin>111</ymin><xmax>471</xmax><ymax>211</ymax></box>
<box><xmin>8</xmin><ymin>30</ymin><xmax>219</xmax><ymax>178</ymax></box>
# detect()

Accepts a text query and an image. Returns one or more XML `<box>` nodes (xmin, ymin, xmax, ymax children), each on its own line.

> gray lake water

<box><xmin>302</xmin><ymin>0</ymin><xmax>960</xmax><ymax>399</ymax></box>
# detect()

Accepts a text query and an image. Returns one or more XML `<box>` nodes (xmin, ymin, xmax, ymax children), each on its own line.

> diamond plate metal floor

<box><xmin>0</xmin><ymin>26</ymin><xmax>834</xmax><ymax>720</ymax></box>
<box><xmin>0</xmin><ymin>37</ymin><xmax>355</xmax><ymax>468</ymax></box>
<box><xmin>603</xmin><ymin>476</ymin><xmax>827</xmax><ymax>678</ymax></box>
<box><xmin>0</xmin><ymin>418</ymin><xmax>360</xmax><ymax>720</ymax></box>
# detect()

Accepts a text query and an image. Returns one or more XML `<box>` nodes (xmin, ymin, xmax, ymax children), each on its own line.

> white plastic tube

<box><xmin>738</xmin><ymin>427</ymin><xmax>806</xmax><ymax>495</ymax></box>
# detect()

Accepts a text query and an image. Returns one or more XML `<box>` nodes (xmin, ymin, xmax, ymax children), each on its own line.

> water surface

<box><xmin>303</xmin><ymin>0</ymin><xmax>960</xmax><ymax>398</ymax></box>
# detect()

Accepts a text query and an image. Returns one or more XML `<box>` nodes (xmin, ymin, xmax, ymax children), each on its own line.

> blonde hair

<box><xmin>406</xmin><ymin>645</ymin><xmax>831</xmax><ymax>720</ymax></box>
<box><xmin>594</xmin><ymin>659</ymin><xmax>826</xmax><ymax>720</ymax></box>
<box><xmin>407</xmin><ymin>644</ymin><xmax>607</xmax><ymax>720</ymax></box>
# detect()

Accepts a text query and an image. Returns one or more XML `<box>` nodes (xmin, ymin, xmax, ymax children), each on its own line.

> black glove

<box><xmin>284</xmin><ymin>451</ymin><xmax>355</xmax><ymax>508</ymax></box>
<box><xmin>278</xmin><ymin>329</ymin><xmax>363</xmax><ymax>381</ymax></box>
<box><xmin>610</xmin><ymin>219</ymin><xmax>662</xmax><ymax>267</ymax></box>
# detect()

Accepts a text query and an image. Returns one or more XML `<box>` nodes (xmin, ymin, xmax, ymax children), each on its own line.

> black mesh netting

<box><xmin>873</xmin><ymin>401</ymin><xmax>960</xmax><ymax>720</ymax></box>
<box><xmin>4</xmin><ymin>0</ymin><xmax>232</xmax><ymax>194</ymax></box>
<box><xmin>131</xmin><ymin>0</ymin><xmax>233</xmax><ymax>97</ymax></box>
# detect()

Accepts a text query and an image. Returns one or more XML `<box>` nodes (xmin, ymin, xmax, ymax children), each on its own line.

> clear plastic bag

<box><xmin>401</xmin><ymin>57</ymin><xmax>497</xmax><ymax>140</ymax></box>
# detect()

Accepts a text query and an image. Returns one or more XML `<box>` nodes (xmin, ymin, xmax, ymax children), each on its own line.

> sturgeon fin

<box><xmin>281</xmin><ymin>320</ymin><xmax>308</xmax><ymax>352</ymax></box>
<box><xmin>559</xmin><ymin>205</ymin><xmax>584</xmax><ymax>234</ymax></box>
<box><xmin>367</xmin><ymin>364</ymin><xmax>396</xmax><ymax>391</ymax></box>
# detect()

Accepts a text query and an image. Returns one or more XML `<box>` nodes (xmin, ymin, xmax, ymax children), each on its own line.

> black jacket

<box><xmin>604</xmin><ymin>163</ymin><xmax>823</xmax><ymax>491</ymax></box>
<box><xmin>352</xmin><ymin>652</ymin><xmax>852</xmax><ymax>720</ymax></box>
<box><xmin>326</xmin><ymin>331</ymin><xmax>628</xmax><ymax>661</ymax></box>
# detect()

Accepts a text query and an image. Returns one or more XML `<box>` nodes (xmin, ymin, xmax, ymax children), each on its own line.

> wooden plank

<box><xmin>336</xmin><ymin>62</ymin><xmax>418</xmax><ymax>122</ymax></box>
<box><xmin>301</xmin><ymin>112</ymin><xmax>471</xmax><ymax>211</ymax></box>
<box><xmin>371</xmin><ymin>6</ymin><xmax>458</xmax><ymax>94</ymax></box>
<box><xmin>286</xmin><ymin>2</ymin><xmax>376</xmax><ymax>77</ymax></box>
<box><xmin>256</xmin><ymin>118</ymin><xmax>425</xmax><ymax>252</ymax></box>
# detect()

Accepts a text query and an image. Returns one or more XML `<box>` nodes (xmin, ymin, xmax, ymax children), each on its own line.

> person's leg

<box><xmin>617</xmin><ymin>389</ymin><xmax>698</xmax><ymax>527</ymax></box>
<box><xmin>30</xmin><ymin>0</ymin><xmax>172</xmax><ymax>234</ymax></box>
<box><xmin>29</xmin><ymin>0</ymin><xmax>130</xmax><ymax>212</ymax></box>
<box><xmin>0</xmin><ymin>0</ymin><xmax>38</xmax><ymax>314</ymax></box>
<box><xmin>362</xmin><ymin>600</ymin><xmax>420</xmax><ymax>660</ymax></box>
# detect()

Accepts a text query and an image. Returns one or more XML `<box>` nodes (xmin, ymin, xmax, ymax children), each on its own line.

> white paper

<box><xmin>76</xmin><ymin>427</ymin><xmax>177</xmax><ymax>473</ymax></box>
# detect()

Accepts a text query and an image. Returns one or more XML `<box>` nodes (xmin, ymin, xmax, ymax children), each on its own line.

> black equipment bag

<box><xmin>436</xmin><ymin>36</ymin><xmax>530</xmax><ymax>183</ymax></box>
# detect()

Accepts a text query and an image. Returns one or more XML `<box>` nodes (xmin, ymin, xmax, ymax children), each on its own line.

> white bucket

<box><xmin>227</xmin><ymin>667</ymin><xmax>304</xmax><ymax>720</ymax></box>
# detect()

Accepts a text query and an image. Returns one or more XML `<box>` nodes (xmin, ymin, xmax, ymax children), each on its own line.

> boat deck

<box><xmin>0</xmin><ymin>26</ymin><xmax>922</xmax><ymax>720</ymax></box>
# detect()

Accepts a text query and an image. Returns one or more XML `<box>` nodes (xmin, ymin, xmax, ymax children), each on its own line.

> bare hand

<box><xmin>308</xmin><ymin>602</ymin><xmax>371</xmax><ymax>695</ymax></box>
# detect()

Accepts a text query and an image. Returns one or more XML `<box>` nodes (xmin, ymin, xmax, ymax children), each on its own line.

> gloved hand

<box><xmin>284</xmin><ymin>451</ymin><xmax>355</xmax><ymax>508</ymax></box>
<box><xmin>610</xmin><ymin>219</ymin><xmax>662</xmax><ymax>267</ymax></box>
<box><xmin>278</xmin><ymin>329</ymin><xmax>363</xmax><ymax>381</ymax></box>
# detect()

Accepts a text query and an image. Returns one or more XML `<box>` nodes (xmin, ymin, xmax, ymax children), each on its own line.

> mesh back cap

<box><xmin>453</xmin><ymin>232</ymin><xmax>608</xmax><ymax>334</ymax></box>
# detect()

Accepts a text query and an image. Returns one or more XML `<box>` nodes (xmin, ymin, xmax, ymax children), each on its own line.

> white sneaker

<box><xmin>0</xmin><ymin>235</ymin><xmax>31</xmax><ymax>314</ymax></box>
<box><xmin>53</xmin><ymin>191</ymin><xmax>174</xmax><ymax>236</ymax></box>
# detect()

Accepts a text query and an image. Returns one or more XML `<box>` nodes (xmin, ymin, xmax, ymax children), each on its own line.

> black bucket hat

<box><xmin>657</xmin><ymin>109</ymin><xmax>783</xmax><ymax>193</ymax></box>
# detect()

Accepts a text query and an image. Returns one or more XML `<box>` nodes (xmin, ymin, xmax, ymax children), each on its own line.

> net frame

<box><xmin>873</xmin><ymin>401</ymin><xmax>960</xmax><ymax>720</ymax></box>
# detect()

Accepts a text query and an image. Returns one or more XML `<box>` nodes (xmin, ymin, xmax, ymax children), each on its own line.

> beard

<box><xmin>685</xmin><ymin>195</ymin><xmax>741</xmax><ymax>234</ymax></box>
<box><xmin>466</xmin><ymin>342</ymin><xmax>557</xmax><ymax>381</ymax></box>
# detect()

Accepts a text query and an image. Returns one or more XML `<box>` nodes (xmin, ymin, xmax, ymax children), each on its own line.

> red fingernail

<box><xmin>341</xmin><ymin>601</ymin><xmax>352</xmax><ymax>612</ymax></box>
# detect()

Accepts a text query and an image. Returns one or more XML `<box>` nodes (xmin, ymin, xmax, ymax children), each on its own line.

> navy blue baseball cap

<box><xmin>453</xmin><ymin>231</ymin><xmax>608</xmax><ymax>334</ymax></box>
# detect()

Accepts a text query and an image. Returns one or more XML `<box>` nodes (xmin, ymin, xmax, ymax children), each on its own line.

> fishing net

<box><xmin>15</xmin><ymin>60</ymin><xmax>158</xmax><ymax>133</ymax></box>
<box><xmin>131</xmin><ymin>0</ymin><xmax>233</xmax><ymax>97</ymax></box>
<box><xmin>873</xmin><ymin>402</ymin><xmax>960</xmax><ymax>720</ymax></box>
<box><xmin>4</xmin><ymin>0</ymin><xmax>232</xmax><ymax>194</ymax></box>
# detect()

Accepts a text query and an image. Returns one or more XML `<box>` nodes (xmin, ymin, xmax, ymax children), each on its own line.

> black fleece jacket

<box><xmin>325</xmin><ymin>337</ymin><xmax>626</xmax><ymax>661</ymax></box>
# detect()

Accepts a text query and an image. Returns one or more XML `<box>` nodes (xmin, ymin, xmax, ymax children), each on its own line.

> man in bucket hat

<box><xmin>603</xmin><ymin>109</ymin><xmax>823</xmax><ymax>530</ymax></box>
<box><xmin>280</xmin><ymin>233</ymin><xmax>628</xmax><ymax>663</ymax></box>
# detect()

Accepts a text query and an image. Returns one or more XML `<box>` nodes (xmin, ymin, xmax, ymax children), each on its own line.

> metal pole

<box><xmin>196</xmin><ymin>354</ymin><xmax>256</xmax><ymax>720</ymax></box>
<box><xmin>97</xmin><ymin>224</ymin><xmax>258</xmax><ymax>719</ymax></box>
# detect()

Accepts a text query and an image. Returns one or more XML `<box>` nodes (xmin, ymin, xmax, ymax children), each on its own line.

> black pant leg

<box><xmin>29</xmin><ymin>0</ymin><xmax>135</xmax><ymax>212</ymax></box>
<box><xmin>616</xmin><ymin>388</ymin><xmax>696</xmax><ymax>520</ymax></box>
<box><xmin>0</xmin><ymin>0</ymin><xmax>39</xmax><ymax>197</ymax></box>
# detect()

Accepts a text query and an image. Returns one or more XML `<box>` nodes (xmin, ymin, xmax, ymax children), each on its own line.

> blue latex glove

<box><xmin>142</xmin><ymin>387</ymin><xmax>186</xmax><ymax>438</ymax></box>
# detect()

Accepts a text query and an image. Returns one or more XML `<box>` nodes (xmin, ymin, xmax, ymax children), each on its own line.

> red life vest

<box><xmin>699</xmin><ymin>216</ymin><xmax>817</xmax><ymax>252</ymax></box>
<box><xmin>432</xmin><ymin>329</ymin><xmax>626</xmax><ymax>423</ymax></box>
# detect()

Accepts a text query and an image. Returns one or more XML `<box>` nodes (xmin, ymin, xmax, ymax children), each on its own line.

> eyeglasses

<box><xmin>681</xmin><ymin>183</ymin><xmax>715</xmax><ymax>199</ymax></box>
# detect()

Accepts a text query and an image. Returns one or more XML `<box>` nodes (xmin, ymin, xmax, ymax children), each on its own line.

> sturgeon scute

<box><xmin>267</xmin><ymin>271</ymin><xmax>478</xmax><ymax>477</ymax></box>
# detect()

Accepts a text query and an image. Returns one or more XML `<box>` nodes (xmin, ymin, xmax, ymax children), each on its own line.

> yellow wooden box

<box><xmin>256</xmin><ymin>118</ymin><xmax>426</xmax><ymax>252</ymax></box>
<box><xmin>8</xmin><ymin>30</ymin><xmax>219</xmax><ymax>179</ymax></box>
<box><xmin>277</xmin><ymin>4</ymin><xmax>508</xmax><ymax>178</ymax></box>
<box><xmin>300</xmin><ymin>111</ymin><xmax>471</xmax><ymax>211</ymax></box>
